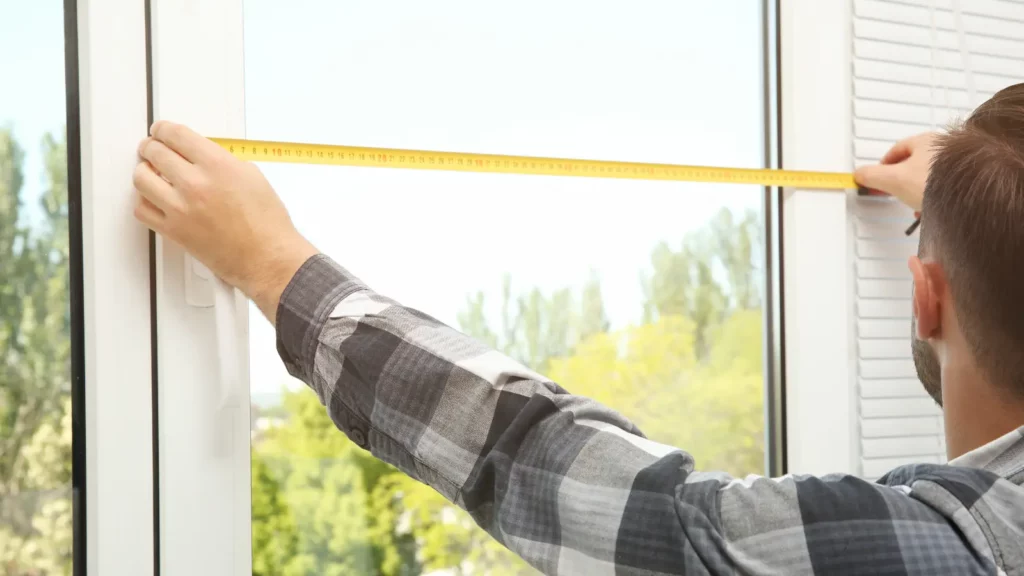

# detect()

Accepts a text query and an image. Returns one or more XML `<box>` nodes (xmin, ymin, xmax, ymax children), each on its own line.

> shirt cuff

<box><xmin>275</xmin><ymin>253</ymin><xmax>366</xmax><ymax>384</ymax></box>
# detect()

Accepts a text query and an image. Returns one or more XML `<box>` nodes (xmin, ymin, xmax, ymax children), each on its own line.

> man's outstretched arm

<box><xmin>134</xmin><ymin>122</ymin><xmax>994</xmax><ymax>575</ymax></box>
<box><xmin>273</xmin><ymin>253</ymin><xmax>993</xmax><ymax>575</ymax></box>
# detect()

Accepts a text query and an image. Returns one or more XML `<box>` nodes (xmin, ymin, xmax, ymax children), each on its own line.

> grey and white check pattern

<box><xmin>276</xmin><ymin>254</ymin><xmax>1024</xmax><ymax>575</ymax></box>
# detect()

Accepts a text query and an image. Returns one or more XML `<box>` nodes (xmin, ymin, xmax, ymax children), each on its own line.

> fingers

<box><xmin>880</xmin><ymin>139</ymin><xmax>913</xmax><ymax>165</ymax></box>
<box><xmin>854</xmin><ymin>163</ymin><xmax>900</xmax><ymax>192</ymax></box>
<box><xmin>855</xmin><ymin>132</ymin><xmax>935</xmax><ymax>211</ymax></box>
<box><xmin>139</xmin><ymin>138</ymin><xmax>193</xmax><ymax>185</ymax></box>
<box><xmin>150</xmin><ymin>121</ymin><xmax>229</xmax><ymax>165</ymax></box>
<box><xmin>857</xmin><ymin>133</ymin><xmax>923</xmax><ymax>189</ymax></box>
<box><xmin>133</xmin><ymin>195</ymin><xmax>165</xmax><ymax>229</ymax></box>
<box><xmin>855</xmin><ymin>162</ymin><xmax>924</xmax><ymax>211</ymax></box>
<box><xmin>881</xmin><ymin>132</ymin><xmax>935</xmax><ymax>165</ymax></box>
<box><xmin>133</xmin><ymin>161</ymin><xmax>184</xmax><ymax>214</ymax></box>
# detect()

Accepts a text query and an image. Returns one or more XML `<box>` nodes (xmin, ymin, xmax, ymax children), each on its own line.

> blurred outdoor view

<box><xmin>0</xmin><ymin>123</ymin><xmax>72</xmax><ymax>576</ymax></box>
<box><xmin>0</xmin><ymin>2</ymin><xmax>75</xmax><ymax>574</ymax></box>
<box><xmin>244</xmin><ymin>0</ymin><xmax>769</xmax><ymax>574</ymax></box>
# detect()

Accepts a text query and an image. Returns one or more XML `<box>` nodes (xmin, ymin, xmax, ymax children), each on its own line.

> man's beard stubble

<box><xmin>911</xmin><ymin>314</ymin><xmax>943</xmax><ymax>407</ymax></box>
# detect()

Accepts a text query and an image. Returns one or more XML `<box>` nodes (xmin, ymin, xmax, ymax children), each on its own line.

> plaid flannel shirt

<box><xmin>276</xmin><ymin>254</ymin><xmax>1024</xmax><ymax>575</ymax></box>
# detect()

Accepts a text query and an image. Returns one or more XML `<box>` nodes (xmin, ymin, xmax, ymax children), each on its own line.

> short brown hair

<box><xmin>923</xmin><ymin>82</ymin><xmax>1024</xmax><ymax>396</ymax></box>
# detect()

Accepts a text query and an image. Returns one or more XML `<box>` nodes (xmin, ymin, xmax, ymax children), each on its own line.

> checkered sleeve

<box><xmin>275</xmin><ymin>254</ymin><xmax>997</xmax><ymax>575</ymax></box>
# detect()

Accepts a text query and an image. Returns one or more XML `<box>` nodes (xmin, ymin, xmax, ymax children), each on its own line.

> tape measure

<box><xmin>211</xmin><ymin>137</ymin><xmax>857</xmax><ymax>191</ymax></box>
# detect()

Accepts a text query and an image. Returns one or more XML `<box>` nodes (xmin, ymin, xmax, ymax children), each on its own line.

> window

<box><xmin>241</xmin><ymin>1</ymin><xmax>776</xmax><ymax>573</ymax></box>
<box><xmin>0</xmin><ymin>2</ymin><xmax>78</xmax><ymax>573</ymax></box>
<box><xmin>51</xmin><ymin>0</ymin><xmax>1007</xmax><ymax>571</ymax></box>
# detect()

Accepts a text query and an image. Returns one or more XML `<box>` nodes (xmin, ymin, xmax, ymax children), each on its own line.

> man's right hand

<box><xmin>133</xmin><ymin>121</ymin><xmax>319</xmax><ymax>323</ymax></box>
<box><xmin>854</xmin><ymin>132</ymin><xmax>939</xmax><ymax>211</ymax></box>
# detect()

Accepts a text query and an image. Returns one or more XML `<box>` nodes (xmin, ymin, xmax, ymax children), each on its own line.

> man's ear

<box><xmin>909</xmin><ymin>256</ymin><xmax>943</xmax><ymax>339</ymax></box>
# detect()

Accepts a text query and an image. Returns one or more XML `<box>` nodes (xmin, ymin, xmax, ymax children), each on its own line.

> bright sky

<box><xmin>242</xmin><ymin>0</ymin><xmax>768</xmax><ymax>397</ymax></box>
<box><xmin>0</xmin><ymin>1</ymin><xmax>66</xmax><ymax>227</ymax></box>
<box><xmin>0</xmin><ymin>1</ymin><xmax>767</xmax><ymax>401</ymax></box>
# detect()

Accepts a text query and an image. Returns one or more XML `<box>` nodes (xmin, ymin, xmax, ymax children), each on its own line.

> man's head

<box><xmin>912</xmin><ymin>82</ymin><xmax>1024</xmax><ymax>407</ymax></box>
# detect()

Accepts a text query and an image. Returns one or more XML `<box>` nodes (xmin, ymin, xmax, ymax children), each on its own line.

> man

<box><xmin>132</xmin><ymin>84</ymin><xmax>1024</xmax><ymax>574</ymax></box>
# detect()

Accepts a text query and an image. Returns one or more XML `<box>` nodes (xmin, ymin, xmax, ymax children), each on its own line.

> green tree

<box><xmin>254</xmin><ymin>389</ymin><xmax>422</xmax><ymax>576</ymax></box>
<box><xmin>642</xmin><ymin>241</ymin><xmax>724</xmax><ymax>358</ymax></box>
<box><xmin>577</xmin><ymin>272</ymin><xmax>609</xmax><ymax>342</ymax></box>
<box><xmin>370</xmin><ymin>473</ymin><xmax>535</xmax><ymax>575</ymax></box>
<box><xmin>549</xmin><ymin>309</ymin><xmax>764</xmax><ymax>475</ymax></box>
<box><xmin>642</xmin><ymin>207</ymin><xmax>761</xmax><ymax>357</ymax></box>
<box><xmin>458</xmin><ymin>272</ymin><xmax>609</xmax><ymax>373</ymax></box>
<box><xmin>253</xmin><ymin>386</ymin><xmax>532</xmax><ymax>575</ymax></box>
<box><xmin>708</xmin><ymin>208</ymin><xmax>761</xmax><ymax>311</ymax></box>
<box><xmin>0</xmin><ymin>127</ymin><xmax>74</xmax><ymax>575</ymax></box>
<box><xmin>252</xmin><ymin>449</ymin><xmax>302</xmax><ymax>576</ymax></box>
<box><xmin>688</xmin><ymin>308</ymin><xmax>765</xmax><ymax>473</ymax></box>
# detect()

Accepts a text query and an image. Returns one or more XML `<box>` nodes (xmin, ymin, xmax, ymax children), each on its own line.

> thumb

<box><xmin>854</xmin><ymin>163</ymin><xmax>901</xmax><ymax>194</ymax></box>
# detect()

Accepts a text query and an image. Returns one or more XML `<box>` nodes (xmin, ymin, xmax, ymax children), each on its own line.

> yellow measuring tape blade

<box><xmin>212</xmin><ymin>138</ymin><xmax>856</xmax><ymax>190</ymax></box>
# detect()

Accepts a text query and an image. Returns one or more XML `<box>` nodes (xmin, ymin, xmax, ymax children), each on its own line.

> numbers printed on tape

<box><xmin>211</xmin><ymin>137</ymin><xmax>856</xmax><ymax>190</ymax></box>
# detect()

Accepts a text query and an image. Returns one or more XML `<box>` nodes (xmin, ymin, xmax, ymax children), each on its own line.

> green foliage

<box><xmin>0</xmin><ymin>127</ymin><xmax>74</xmax><ymax>575</ymax></box>
<box><xmin>255</xmin><ymin>386</ymin><xmax>535</xmax><ymax>575</ymax></box>
<box><xmin>458</xmin><ymin>272</ymin><xmax>609</xmax><ymax>374</ymax></box>
<box><xmin>254</xmin><ymin>389</ymin><xmax>419</xmax><ymax>576</ymax></box>
<box><xmin>252</xmin><ymin>206</ymin><xmax>766</xmax><ymax>574</ymax></box>
<box><xmin>546</xmin><ymin>310</ymin><xmax>763</xmax><ymax>476</ymax></box>
<box><xmin>252</xmin><ymin>449</ymin><xmax>302</xmax><ymax>576</ymax></box>
<box><xmin>642</xmin><ymin>208</ymin><xmax>761</xmax><ymax>358</ymax></box>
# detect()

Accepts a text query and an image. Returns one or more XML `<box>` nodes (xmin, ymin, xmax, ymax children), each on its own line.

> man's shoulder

<box><xmin>879</xmin><ymin>462</ymin><xmax>1024</xmax><ymax>574</ymax></box>
<box><xmin>879</xmin><ymin>462</ymin><xmax>1002</xmax><ymax>497</ymax></box>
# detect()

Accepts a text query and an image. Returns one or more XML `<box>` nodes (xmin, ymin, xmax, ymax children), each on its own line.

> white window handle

<box><xmin>211</xmin><ymin>275</ymin><xmax>243</xmax><ymax>411</ymax></box>
<box><xmin>184</xmin><ymin>254</ymin><xmax>244</xmax><ymax>411</ymax></box>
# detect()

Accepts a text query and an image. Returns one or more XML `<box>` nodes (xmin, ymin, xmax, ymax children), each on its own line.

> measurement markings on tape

<box><xmin>212</xmin><ymin>137</ymin><xmax>856</xmax><ymax>190</ymax></box>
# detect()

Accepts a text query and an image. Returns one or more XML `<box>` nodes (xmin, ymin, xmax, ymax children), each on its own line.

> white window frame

<box><xmin>77</xmin><ymin>0</ymin><xmax>156</xmax><ymax>572</ymax></box>
<box><xmin>779</xmin><ymin>0</ymin><xmax>857</xmax><ymax>475</ymax></box>
<box><xmin>147</xmin><ymin>0</ymin><xmax>251</xmax><ymax>574</ymax></box>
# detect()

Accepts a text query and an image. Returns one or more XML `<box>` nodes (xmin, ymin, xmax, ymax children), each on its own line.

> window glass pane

<box><xmin>0</xmin><ymin>2</ymin><xmax>75</xmax><ymax>574</ymax></box>
<box><xmin>245</xmin><ymin>1</ymin><xmax>766</xmax><ymax>573</ymax></box>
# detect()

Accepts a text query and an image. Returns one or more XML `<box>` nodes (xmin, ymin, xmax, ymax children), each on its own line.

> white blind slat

<box><xmin>855</xmin><ymin>218</ymin><xmax>921</xmax><ymax>239</ymax></box>
<box><xmin>854</xmin><ymin>18</ymin><xmax>1024</xmax><ymax>58</ymax></box>
<box><xmin>860</xmin><ymin>378</ymin><xmax>929</xmax><ymax>399</ymax></box>
<box><xmin>861</xmin><ymin>416</ymin><xmax>942</xmax><ymax>437</ymax></box>
<box><xmin>863</xmin><ymin>435</ymin><xmax>944</xmax><ymax>458</ymax></box>
<box><xmin>857</xmin><ymin>0</ymin><xmax>1024</xmax><ymax>40</ymax></box>
<box><xmin>857</xmin><ymin>299</ymin><xmax>912</xmax><ymax>319</ymax></box>
<box><xmin>856</xmin><ymin>239</ymin><xmax>919</xmax><ymax>260</ymax></box>
<box><xmin>861</xmin><ymin>396</ymin><xmax>941</xmax><ymax>418</ymax></box>
<box><xmin>854</xmin><ymin>59</ymin><xmax>1014</xmax><ymax>92</ymax></box>
<box><xmin>863</xmin><ymin>0</ymin><xmax>1024</xmax><ymax>25</ymax></box>
<box><xmin>859</xmin><ymin>339</ymin><xmax>912</xmax><ymax>359</ymax></box>
<box><xmin>858</xmin><ymin>279</ymin><xmax>913</xmax><ymax>298</ymax></box>
<box><xmin>857</xmin><ymin>260</ymin><xmax>914</xmax><ymax>279</ymax></box>
<box><xmin>862</xmin><ymin>455</ymin><xmax>942</xmax><ymax>478</ymax></box>
<box><xmin>858</xmin><ymin>319</ymin><xmax>911</xmax><ymax>339</ymax></box>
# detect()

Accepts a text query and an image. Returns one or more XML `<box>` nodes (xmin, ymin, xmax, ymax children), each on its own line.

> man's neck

<box><xmin>943</xmin><ymin>364</ymin><xmax>1024</xmax><ymax>460</ymax></box>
